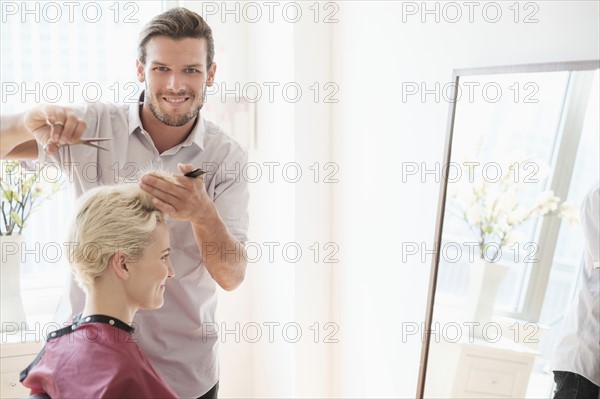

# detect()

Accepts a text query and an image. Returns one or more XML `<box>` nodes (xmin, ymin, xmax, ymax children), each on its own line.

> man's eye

<box><xmin>155</xmin><ymin>67</ymin><xmax>168</xmax><ymax>72</ymax></box>
<box><xmin>161</xmin><ymin>254</ymin><xmax>170</xmax><ymax>261</ymax></box>
<box><xmin>185</xmin><ymin>68</ymin><xmax>199</xmax><ymax>73</ymax></box>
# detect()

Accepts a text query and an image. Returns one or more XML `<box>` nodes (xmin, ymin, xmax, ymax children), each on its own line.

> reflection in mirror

<box><xmin>422</xmin><ymin>62</ymin><xmax>599</xmax><ymax>398</ymax></box>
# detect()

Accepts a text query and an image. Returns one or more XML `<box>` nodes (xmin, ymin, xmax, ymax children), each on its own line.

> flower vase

<box><xmin>465</xmin><ymin>259</ymin><xmax>509</xmax><ymax>339</ymax></box>
<box><xmin>1</xmin><ymin>235</ymin><xmax>29</xmax><ymax>332</ymax></box>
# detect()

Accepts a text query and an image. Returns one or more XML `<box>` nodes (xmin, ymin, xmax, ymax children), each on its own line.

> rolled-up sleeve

<box><xmin>213</xmin><ymin>148</ymin><xmax>250</xmax><ymax>244</ymax></box>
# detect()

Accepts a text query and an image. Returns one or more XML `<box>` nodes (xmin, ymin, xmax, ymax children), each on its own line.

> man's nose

<box><xmin>166</xmin><ymin>73</ymin><xmax>184</xmax><ymax>91</ymax></box>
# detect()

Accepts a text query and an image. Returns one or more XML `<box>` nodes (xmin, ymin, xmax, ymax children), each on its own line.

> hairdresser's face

<box><xmin>136</xmin><ymin>36</ymin><xmax>216</xmax><ymax>127</ymax></box>
<box><xmin>127</xmin><ymin>223</ymin><xmax>174</xmax><ymax>309</ymax></box>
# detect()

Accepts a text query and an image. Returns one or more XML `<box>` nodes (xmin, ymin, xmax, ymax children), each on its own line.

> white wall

<box><xmin>179</xmin><ymin>1</ymin><xmax>599</xmax><ymax>397</ymax></box>
<box><xmin>182</xmin><ymin>1</ymin><xmax>335</xmax><ymax>397</ymax></box>
<box><xmin>330</xmin><ymin>1</ymin><xmax>600</xmax><ymax>398</ymax></box>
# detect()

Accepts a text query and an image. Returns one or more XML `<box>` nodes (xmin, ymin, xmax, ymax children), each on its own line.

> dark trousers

<box><xmin>554</xmin><ymin>371</ymin><xmax>599</xmax><ymax>399</ymax></box>
<box><xmin>197</xmin><ymin>381</ymin><xmax>219</xmax><ymax>399</ymax></box>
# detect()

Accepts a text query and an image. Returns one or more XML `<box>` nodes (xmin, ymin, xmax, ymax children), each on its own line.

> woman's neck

<box><xmin>82</xmin><ymin>288</ymin><xmax>137</xmax><ymax>326</ymax></box>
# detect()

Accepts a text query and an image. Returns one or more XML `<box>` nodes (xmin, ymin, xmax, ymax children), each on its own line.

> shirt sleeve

<box><xmin>581</xmin><ymin>186</ymin><xmax>600</xmax><ymax>270</ymax></box>
<box><xmin>213</xmin><ymin>147</ymin><xmax>250</xmax><ymax>243</ymax></box>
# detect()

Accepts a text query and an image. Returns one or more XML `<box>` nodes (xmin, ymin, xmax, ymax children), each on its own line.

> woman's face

<box><xmin>125</xmin><ymin>223</ymin><xmax>174</xmax><ymax>309</ymax></box>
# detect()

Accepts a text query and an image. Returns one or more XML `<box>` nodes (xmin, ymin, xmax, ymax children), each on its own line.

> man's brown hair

<box><xmin>138</xmin><ymin>7</ymin><xmax>215</xmax><ymax>68</ymax></box>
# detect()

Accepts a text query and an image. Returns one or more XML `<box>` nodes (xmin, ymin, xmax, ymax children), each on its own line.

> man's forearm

<box><xmin>0</xmin><ymin>113</ymin><xmax>36</xmax><ymax>159</ymax></box>
<box><xmin>191</xmin><ymin>205</ymin><xmax>247</xmax><ymax>291</ymax></box>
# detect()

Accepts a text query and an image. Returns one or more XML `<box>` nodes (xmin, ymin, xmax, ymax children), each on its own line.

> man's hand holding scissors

<box><xmin>24</xmin><ymin>104</ymin><xmax>89</xmax><ymax>154</ymax></box>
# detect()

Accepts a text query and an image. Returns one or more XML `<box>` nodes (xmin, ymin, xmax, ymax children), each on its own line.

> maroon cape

<box><xmin>21</xmin><ymin>315</ymin><xmax>178</xmax><ymax>398</ymax></box>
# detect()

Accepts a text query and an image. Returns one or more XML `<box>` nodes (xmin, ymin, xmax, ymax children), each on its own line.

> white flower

<box><xmin>503</xmin><ymin>230</ymin><xmax>524</xmax><ymax>247</ymax></box>
<box><xmin>559</xmin><ymin>202</ymin><xmax>580</xmax><ymax>226</ymax></box>
<box><xmin>507</xmin><ymin>208</ymin><xmax>525</xmax><ymax>225</ymax></box>
<box><xmin>465</xmin><ymin>204</ymin><xmax>482</xmax><ymax>225</ymax></box>
<box><xmin>495</xmin><ymin>191</ymin><xmax>518</xmax><ymax>214</ymax></box>
<box><xmin>450</xmin><ymin>149</ymin><xmax>573</xmax><ymax>260</ymax></box>
<box><xmin>533</xmin><ymin>190</ymin><xmax>559</xmax><ymax>214</ymax></box>
<box><xmin>494</xmin><ymin>220</ymin><xmax>510</xmax><ymax>235</ymax></box>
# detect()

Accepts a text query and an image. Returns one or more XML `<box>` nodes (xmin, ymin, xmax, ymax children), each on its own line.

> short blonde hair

<box><xmin>67</xmin><ymin>174</ymin><xmax>175</xmax><ymax>291</ymax></box>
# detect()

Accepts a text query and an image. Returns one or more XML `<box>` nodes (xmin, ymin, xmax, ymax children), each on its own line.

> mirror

<box><xmin>418</xmin><ymin>60</ymin><xmax>600</xmax><ymax>398</ymax></box>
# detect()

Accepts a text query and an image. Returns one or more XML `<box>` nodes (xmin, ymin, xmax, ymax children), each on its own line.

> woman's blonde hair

<box><xmin>67</xmin><ymin>174</ymin><xmax>176</xmax><ymax>291</ymax></box>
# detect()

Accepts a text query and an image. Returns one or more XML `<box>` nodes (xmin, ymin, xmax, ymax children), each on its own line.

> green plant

<box><xmin>1</xmin><ymin>160</ymin><xmax>63</xmax><ymax>235</ymax></box>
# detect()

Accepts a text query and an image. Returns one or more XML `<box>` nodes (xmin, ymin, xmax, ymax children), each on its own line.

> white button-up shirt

<box><xmin>552</xmin><ymin>185</ymin><xmax>600</xmax><ymax>386</ymax></box>
<box><xmin>38</xmin><ymin>96</ymin><xmax>250</xmax><ymax>398</ymax></box>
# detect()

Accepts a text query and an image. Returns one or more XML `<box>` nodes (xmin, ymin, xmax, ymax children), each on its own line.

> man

<box><xmin>1</xmin><ymin>8</ymin><xmax>249</xmax><ymax>399</ymax></box>
<box><xmin>552</xmin><ymin>185</ymin><xmax>599</xmax><ymax>399</ymax></box>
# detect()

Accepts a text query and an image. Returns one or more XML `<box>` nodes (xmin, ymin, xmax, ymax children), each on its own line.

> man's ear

<box><xmin>110</xmin><ymin>252</ymin><xmax>130</xmax><ymax>280</ymax></box>
<box><xmin>206</xmin><ymin>63</ymin><xmax>217</xmax><ymax>87</ymax></box>
<box><xmin>136</xmin><ymin>59</ymin><xmax>146</xmax><ymax>83</ymax></box>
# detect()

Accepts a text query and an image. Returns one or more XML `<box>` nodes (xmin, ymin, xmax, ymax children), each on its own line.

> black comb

<box><xmin>183</xmin><ymin>168</ymin><xmax>208</xmax><ymax>178</ymax></box>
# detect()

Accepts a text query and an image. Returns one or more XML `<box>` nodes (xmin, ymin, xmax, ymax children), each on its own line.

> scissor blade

<box><xmin>78</xmin><ymin>138</ymin><xmax>113</xmax><ymax>143</ymax></box>
<box><xmin>82</xmin><ymin>141</ymin><xmax>109</xmax><ymax>151</ymax></box>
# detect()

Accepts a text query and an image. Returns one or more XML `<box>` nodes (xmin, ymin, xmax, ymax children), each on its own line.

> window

<box><xmin>1</xmin><ymin>1</ymin><xmax>166</xmax><ymax>323</ymax></box>
<box><xmin>535</xmin><ymin>69</ymin><xmax>599</xmax><ymax>372</ymax></box>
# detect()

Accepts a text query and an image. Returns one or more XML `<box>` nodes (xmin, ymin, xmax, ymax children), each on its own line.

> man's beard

<box><xmin>147</xmin><ymin>89</ymin><xmax>205</xmax><ymax>127</ymax></box>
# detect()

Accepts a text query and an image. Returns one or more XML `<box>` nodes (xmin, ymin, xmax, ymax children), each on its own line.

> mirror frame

<box><xmin>415</xmin><ymin>59</ymin><xmax>600</xmax><ymax>399</ymax></box>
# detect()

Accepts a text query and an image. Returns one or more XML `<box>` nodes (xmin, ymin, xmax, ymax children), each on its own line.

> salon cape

<box><xmin>20</xmin><ymin>315</ymin><xmax>178</xmax><ymax>398</ymax></box>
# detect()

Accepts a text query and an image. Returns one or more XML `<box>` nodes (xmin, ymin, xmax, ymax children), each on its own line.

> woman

<box><xmin>20</xmin><ymin>178</ymin><xmax>178</xmax><ymax>398</ymax></box>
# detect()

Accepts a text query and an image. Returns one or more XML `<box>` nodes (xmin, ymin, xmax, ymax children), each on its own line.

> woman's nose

<box><xmin>167</xmin><ymin>259</ymin><xmax>175</xmax><ymax>278</ymax></box>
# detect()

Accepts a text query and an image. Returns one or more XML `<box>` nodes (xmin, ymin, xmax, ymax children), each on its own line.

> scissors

<box><xmin>65</xmin><ymin>138</ymin><xmax>112</xmax><ymax>151</ymax></box>
<box><xmin>44</xmin><ymin>138</ymin><xmax>112</xmax><ymax>152</ymax></box>
<box><xmin>44</xmin><ymin>119</ymin><xmax>112</xmax><ymax>152</ymax></box>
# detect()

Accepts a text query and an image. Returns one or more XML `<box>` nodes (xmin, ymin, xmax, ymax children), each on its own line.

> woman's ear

<box><xmin>110</xmin><ymin>252</ymin><xmax>130</xmax><ymax>280</ymax></box>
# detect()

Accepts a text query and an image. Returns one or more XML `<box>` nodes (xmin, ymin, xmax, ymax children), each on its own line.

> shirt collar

<box><xmin>46</xmin><ymin>313</ymin><xmax>135</xmax><ymax>341</ymax></box>
<box><xmin>128</xmin><ymin>91</ymin><xmax>206</xmax><ymax>151</ymax></box>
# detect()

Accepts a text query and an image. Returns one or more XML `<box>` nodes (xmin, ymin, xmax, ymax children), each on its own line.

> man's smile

<box><xmin>163</xmin><ymin>96</ymin><xmax>190</xmax><ymax>104</ymax></box>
